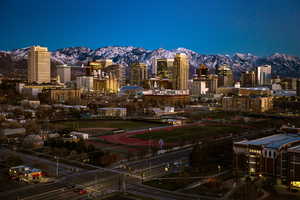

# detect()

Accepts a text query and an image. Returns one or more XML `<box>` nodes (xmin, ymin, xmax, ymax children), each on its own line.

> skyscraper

<box><xmin>196</xmin><ymin>64</ymin><xmax>209</xmax><ymax>79</ymax></box>
<box><xmin>103</xmin><ymin>64</ymin><xmax>126</xmax><ymax>87</ymax></box>
<box><xmin>155</xmin><ymin>58</ymin><xmax>174</xmax><ymax>79</ymax></box>
<box><xmin>27</xmin><ymin>46</ymin><xmax>51</xmax><ymax>83</ymax></box>
<box><xmin>173</xmin><ymin>53</ymin><xmax>189</xmax><ymax>90</ymax></box>
<box><xmin>56</xmin><ymin>65</ymin><xmax>71</xmax><ymax>84</ymax></box>
<box><xmin>130</xmin><ymin>62</ymin><xmax>147</xmax><ymax>86</ymax></box>
<box><xmin>256</xmin><ymin>65</ymin><xmax>272</xmax><ymax>86</ymax></box>
<box><xmin>241</xmin><ymin>71</ymin><xmax>256</xmax><ymax>87</ymax></box>
<box><xmin>216</xmin><ymin>65</ymin><xmax>233</xmax><ymax>87</ymax></box>
<box><xmin>206</xmin><ymin>74</ymin><xmax>218</xmax><ymax>93</ymax></box>
<box><xmin>86</xmin><ymin>59</ymin><xmax>113</xmax><ymax>76</ymax></box>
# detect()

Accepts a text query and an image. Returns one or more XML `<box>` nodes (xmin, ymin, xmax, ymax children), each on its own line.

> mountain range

<box><xmin>0</xmin><ymin>46</ymin><xmax>300</xmax><ymax>79</ymax></box>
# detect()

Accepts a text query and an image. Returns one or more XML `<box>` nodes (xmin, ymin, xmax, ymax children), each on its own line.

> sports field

<box><xmin>51</xmin><ymin>120</ymin><xmax>165</xmax><ymax>130</ymax></box>
<box><xmin>134</xmin><ymin>123</ymin><xmax>247</xmax><ymax>142</ymax></box>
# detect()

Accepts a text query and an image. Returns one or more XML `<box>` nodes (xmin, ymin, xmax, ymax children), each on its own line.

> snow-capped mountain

<box><xmin>0</xmin><ymin>46</ymin><xmax>300</xmax><ymax>78</ymax></box>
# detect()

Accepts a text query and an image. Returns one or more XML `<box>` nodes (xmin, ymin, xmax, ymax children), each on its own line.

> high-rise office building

<box><xmin>241</xmin><ymin>71</ymin><xmax>256</xmax><ymax>87</ymax></box>
<box><xmin>27</xmin><ymin>46</ymin><xmax>51</xmax><ymax>83</ymax></box>
<box><xmin>56</xmin><ymin>65</ymin><xmax>71</xmax><ymax>84</ymax></box>
<box><xmin>155</xmin><ymin>58</ymin><xmax>174</xmax><ymax>79</ymax></box>
<box><xmin>86</xmin><ymin>59</ymin><xmax>113</xmax><ymax>76</ymax></box>
<box><xmin>173</xmin><ymin>53</ymin><xmax>189</xmax><ymax>90</ymax></box>
<box><xmin>217</xmin><ymin>65</ymin><xmax>234</xmax><ymax>87</ymax></box>
<box><xmin>94</xmin><ymin>73</ymin><xmax>120</xmax><ymax>94</ymax></box>
<box><xmin>206</xmin><ymin>74</ymin><xmax>218</xmax><ymax>93</ymax></box>
<box><xmin>76</xmin><ymin>76</ymin><xmax>94</xmax><ymax>91</ymax></box>
<box><xmin>130</xmin><ymin>62</ymin><xmax>147</xmax><ymax>86</ymax></box>
<box><xmin>297</xmin><ymin>80</ymin><xmax>300</xmax><ymax>96</ymax></box>
<box><xmin>191</xmin><ymin>80</ymin><xmax>208</xmax><ymax>96</ymax></box>
<box><xmin>103</xmin><ymin>64</ymin><xmax>126</xmax><ymax>87</ymax></box>
<box><xmin>256</xmin><ymin>65</ymin><xmax>272</xmax><ymax>86</ymax></box>
<box><xmin>196</xmin><ymin>64</ymin><xmax>209</xmax><ymax>79</ymax></box>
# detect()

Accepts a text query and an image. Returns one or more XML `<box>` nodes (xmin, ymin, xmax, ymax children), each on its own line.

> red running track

<box><xmin>99</xmin><ymin>125</ymin><xmax>177</xmax><ymax>147</ymax></box>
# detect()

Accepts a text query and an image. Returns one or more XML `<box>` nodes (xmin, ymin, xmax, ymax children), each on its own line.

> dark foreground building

<box><xmin>233</xmin><ymin>130</ymin><xmax>300</xmax><ymax>188</ymax></box>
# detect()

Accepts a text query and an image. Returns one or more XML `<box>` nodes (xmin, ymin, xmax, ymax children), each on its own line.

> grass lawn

<box><xmin>134</xmin><ymin>125</ymin><xmax>246</xmax><ymax>142</ymax></box>
<box><xmin>51</xmin><ymin>120</ymin><xmax>165</xmax><ymax>130</ymax></box>
<box><xmin>145</xmin><ymin>172</ymin><xmax>195</xmax><ymax>191</ymax></box>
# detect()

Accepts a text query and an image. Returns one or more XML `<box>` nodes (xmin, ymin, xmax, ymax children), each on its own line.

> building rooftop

<box><xmin>236</xmin><ymin>133</ymin><xmax>300</xmax><ymax>149</ymax></box>
<box><xmin>98</xmin><ymin>107</ymin><xmax>126</xmax><ymax>110</ymax></box>
<box><xmin>287</xmin><ymin>145</ymin><xmax>300</xmax><ymax>152</ymax></box>
<box><xmin>219</xmin><ymin>86</ymin><xmax>270</xmax><ymax>91</ymax></box>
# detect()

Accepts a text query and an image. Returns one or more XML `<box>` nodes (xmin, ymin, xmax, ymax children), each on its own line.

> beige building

<box><xmin>173</xmin><ymin>53</ymin><xmax>189</xmax><ymax>90</ymax></box>
<box><xmin>76</xmin><ymin>76</ymin><xmax>94</xmax><ymax>91</ymax></box>
<box><xmin>216</xmin><ymin>87</ymin><xmax>271</xmax><ymax>96</ymax></box>
<box><xmin>56</xmin><ymin>65</ymin><xmax>71</xmax><ymax>83</ymax></box>
<box><xmin>93</xmin><ymin>73</ymin><xmax>120</xmax><ymax>94</ymax></box>
<box><xmin>86</xmin><ymin>59</ymin><xmax>113</xmax><ymax>76</ymax></box>
<box><xmin>42</xmin><ymin>89</ymin><xmax>82</xmax><ymax>104</ymax></box>
<box><xmin>98</xmin><ymin>107</ymin><xmax>127</xmax><ymax>118</ymax></box>
<box><xmin>27</xmin><ymin>46</ymin><xmax>51</xmax><ymax>83</ymax></box>
<box><xmin>222</xmin><ymin>96</ymin><xmax>273</xmax><ymax>112</ymax></box>
<box><xmin>130</xmin><ymin>62</ymin><xmax>147</xmax><ymax>86</ymax></box>
<box><xmin>102</xmin><ymin>64</ymin><xmax>126</xmax><ymax>87</ymax></box>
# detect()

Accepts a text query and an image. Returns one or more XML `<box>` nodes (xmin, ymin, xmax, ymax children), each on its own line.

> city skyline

<box><xmin>1</xmin><ymin>0</ymin><xmax>300</xmax><ymax>56</ymax></box>
<box><xmin>1</xmin><ymin>1</ymin><xmax>300</xmax><ymax>199</ymax></box>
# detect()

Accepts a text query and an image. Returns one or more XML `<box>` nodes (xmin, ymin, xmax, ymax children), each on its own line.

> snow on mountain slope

<box><xmin>0</xmin><ymin>46</ymin><xmax>300</xmax><ymax>78</ymax></box>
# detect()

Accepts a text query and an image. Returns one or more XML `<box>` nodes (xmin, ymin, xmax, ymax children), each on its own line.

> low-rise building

<box><xmin>217</xmin><ymin>87</ymin><xmax>271</xmax><ymax>96</ymax></box>
<box><xmin>143</xmin><ymin>89</ymin><xmax>190</xmax><ymax>106</ymax></box>
<box><xmin>40</xmin><ymin>89</ymin><xmax>82</xmax><ymax>105</ymax></box>
<box><xmin>1</xmin><ymin>128</ymin><xmax>26</xmax><ymax>137</ymax></box>
<box><xmin>70</xmin><ymin>131</ymin><xmax>89</xmax><ymax>140</ymax></box>
<box><xmin>98</xmin><ymin>107</ymin><xmax>127</xmax><ymax>118</ymax></box>
<box><xmin>222</xmin><ymin>96</ymin><xmax>273</xmax><ymax>112</ymax></box>
<box><xmin>20</xmin><ymin>84</ymin><xmax>63</xmax><ymax>98</ymax></box>
<box><xmin>9</xmin><ymin>165</ymin><xmax>43</xmax><ymax>182</ymax></box>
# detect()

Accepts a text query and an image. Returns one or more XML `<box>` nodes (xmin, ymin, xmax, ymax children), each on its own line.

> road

<box><xmin>0</xmin><ymin>127</ymin><xmax>275</xmax><ymax>200</ymax></box>
<box><xmin>127</xmin><ymin>183</ymin><xmax>217</xmax><ymax>200</ymax></box>
<box><xmin>0</xmin><ymin>148</ymin><xmax>84</xmax><ymax>176</ymax></box>
<box><xmin>0</xmin><ymin>147</ymin><xmax>192</xmax><ymax>200</ymax></box>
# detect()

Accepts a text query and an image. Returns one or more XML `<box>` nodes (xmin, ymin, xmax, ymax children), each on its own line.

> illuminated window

<box><xmin>291</xmin><ymin>181</ymin><xmax>300</xmax><ymax>188</ymax></box>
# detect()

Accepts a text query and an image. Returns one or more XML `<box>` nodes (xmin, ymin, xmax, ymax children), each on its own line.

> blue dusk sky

<box><xmin>1</xmin><ymin>0</ymin><xmax>300</xmax><ymax>56</ymax></box>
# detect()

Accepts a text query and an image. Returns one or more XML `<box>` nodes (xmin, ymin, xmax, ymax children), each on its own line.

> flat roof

<box><xmin>235</xmin><ymin>133</ymin><xmax>300</xmax><ymax>149</ymax></box>
<box><xmin>288</xmin><ymin>145</ymin><xmax>300</xmax><ymax>152</ymax></box>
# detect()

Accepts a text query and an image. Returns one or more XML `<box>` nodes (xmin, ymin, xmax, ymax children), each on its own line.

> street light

<box><xmin>148</xmin><ymin>128</ymin><xmax>152</xmax><ymax>178</ymax></box>
<box><xmin>54</xmin><ymin>156</ymin><xmax>59</xmax><ymax>177</ymax></box>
